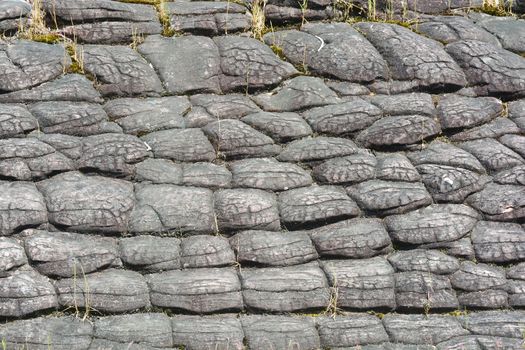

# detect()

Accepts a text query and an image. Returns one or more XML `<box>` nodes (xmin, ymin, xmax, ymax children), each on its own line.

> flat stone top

<box><xmin>0</xmin><ymin>0</ymin><xmax>525</xmax><ymax>348</ymax></box>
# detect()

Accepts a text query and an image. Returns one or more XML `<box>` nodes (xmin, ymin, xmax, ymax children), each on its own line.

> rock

<box><xmin>182</xmin><ymin>162</ymin><xmax>232</xmax><ymax>188</ymax></box>
<box><xmin>38</xmin><ymin>172</ymin><xmax>134</xmax><ymax>233</ymax></box>
<box><xmin>30</xmin><ymin>133</ymin><xmax>83</xmax><ymax>160</ymax></box>
<box><xmin>230</xmin><ymin>230</ymin><xmax>318</xmax><ymax>266</ymax></box>
<box><xmin>327</xmin><ymin>81</ymin><xmax>370</xmax><ymax>96</ymax></box>
<box><xmin>104</xmin><ymin>96</ymin><xmax>190</xmax><ymax>135</ymax></box>
<box><xmin>119</xmin><ymin>236</ymin><xmax>181</xmax><ymax>272</ymax></box>
<box><xmin>384</xmin><ymin>204</ymin><xmax>479</xmax><ymax>244</ymax></box>
<box><xmin>508</xmin><ymin>263</ymin><xmax>525</xmax><ymax>280</ymax></box>
<box><xmin>0</xmin><ymin>237</ymin><xmax>26</xmax><ymax>274</ymax></box>
<box><xmin>419</xmin><ymin>237</ymin><xmax>475</xmax><ymax>261</ymax></box>
<box><xmin>437</xmin><ymin>335</ymin><xmax>523</xmax><ymax>350</ymax></box>
<box><xmin>263</xmin><ymin>23</ymin><xmax>388</xmax><ymax>83</ymax></box>
<box><xmin>467</xmin><ymin>183</ymin><xmax>525</xmax><ymax>221</ymax></box>
<box><xmin>356</xmin><ymin>114</ymin><xmax>441</xmax><ymax>148</ymax></box>
<box><xmin>437</xmin><ymin>95</ymin><xmax>503</xmax><ymax>129</ymax></box>
<box><xmin>451</xmin><ymin>261</ymin><xmax>507</xmax><ymax>291</ymax></box>
<box><xmin>278</xmin><ymin>136</ymin><xmax>359</xmax><ymax>162</ymax></box>
<box><xmin>214</xmin><ymin>188</ymin><xmax>280</xmax><ymax>231</ymax></box>
<box><xmin>368</xmin><ymin>93</ymin><xmax>436</xmax><ymax>117</ymax></box>
<box><xmin>78</xmin><ymin>133</ymin><xmax>149</xmax><ymax>176</ymax></box>
<box><xmin>509</xmin><ymin>280</ymin><xmax>525</xmax><ymax>307</ymax></box>
<box><xmin>355</xmin><ymin>23</ymin><xmax>466</xmax><ymax>90</ymax></box>
<box><xmin>82</xmin><ymin>45</ymin><xmax>163</xmax><ymax>97</ymax></box>
<box><xmin>471</xmin><ymin>221</ymin><xmax>525</xmax><ymax>263</ymax></box>
<box><xmin>264</xmin><ymin>3</ymin><xmax>332</xmax><ymax>23</ymax></box>
<box><xmin>395</xmin><ymin>271</ymin><xmax>458</xmax><ymax>310</ymax></box>
<box><xmin>313</xmin><ymin>152</ymin><xmax>377</xmax><ymax>184</ymax></box>
<box><xmin>188</xmin><ymin>93</ymin><xmax>260</xmax><ymax>127</ymax></box>
<box><xmin>93</xmin><ymin>313</ymin><xmax>172</xmax><ymax>348</ymax></box>
<box><xmin>24</xmin><ymin>229</ymin><xmax>119</xmax><ymax>277</ymax></box>
<box><xmin>61</xmin><ymin>21</ymin><xmax>162</xmax><ymax>45</ymax></box>
<box><xmin>302</xmin><ymin>98</ymin><xmax>383</xmax><ymax>135</ymax></box>
<box><xmin>180</xmin><ymin>235</ymin><xmax>235</xmax><ymax>268</ymax></box>
<box><xmin>253</xmin><ymin>76</ymin><xmax>339</xmax><ymax>112</ymax></box>
<box><xmin>0</xmin><ymin>74</ymin><xmax>103</xmax><ymax>104</ymax></box>
<box><xmin>202</xmin><ymin>119</ymin><xmax>281</xmax><ymax>159</ymax></box>
<box><xmin>415</xmin><ymin>16</ymin><xmax>500</xmax><ymax>45</ymax></box>
<box><xmin>348</xmin><ymin>180</ymin><xmax>432</xmax><ymax>215</ymax></box>
<box><xmin>147</xmin><ymin>268</ymin><xmax>242</xmax><ymax>313</ymax></box>
<box><xmin>134</xmin><ymin>159</ymin><xmax>183</xmax><ymax>185</ymax></box>
<box><xmin>242</xmin><ymin>316</ymin><xmax>320</xmax><ymax>350</ymax></box>
<box><xmin>478</xmin><ymin>17</ymin><xmax>525</xmax><ymax>53</ymax></box>
<box><xmin>55</xmin><ymin>268</ymin><xmax>150</xmax><ymax>313</ymax></box>
<box><xmin>321</xmin><ymin>257</ymin><xmax>396</xmax><ymax>310</ymax></box>
<box><xmin>0</xmin><ymin>103</ymin><xmax>37</xmax><ymax>138</ymax></box>
<box><xmin>130</xmin><ymin>184</ymin><xmax>214</xmax><ymax>235</ymax></box>
<box><xmin>458</xmin><ymin>289</ymin><xmax>509</xmax><ymax>309</ymax></box>
<box><xmin>241</xmin><ymin>262</ymin><xmax>331</xmax><ymax>312</ymax></box>
<box><xmin>461</xmin><ymin>311</ymin><xmax>525</xmax><ymax>338</ymax></box>
<box><xmin>166</xmin><ymin>1</ymin><xmax>250</xmax><ymax>35</ymax></box>
<box><xmin>383</xmin><ymin>314</ymin><xmax>469</xmax><ymax>345</ymax></box>
<box><xmin>141</xmin><ymin>128</ymin><xmax>215</xmax><ymax>162</ymax></box>
<box><xmin>310</xmin><ymin>218</ymin><xmax>392</xmax><ymax>258</ymax></box>
<box><xmin>375</xmin><ymin>153</ymin><xmax>420</xmax><ymax>182</ymax></box>
<box><xmin>500</xmin><ymin>134</ymin><xmax>525</xmax><ymax>159</ymax></box>
<box><xmin>279</xmin><ymin>186</ymin><xmax>360</xmax><ymax>227</ymax></box>
<box><xmin>0</xmin><ymin>0</ymin><xmax>30</xmax><ymax>33</ymax></box>
<box><xmin>316</xmin><ymin>314</ymin><xmax>389</xmax><ymax>348</ymax></box>
<box><xmin>0</xmin><ymin>266</ymin><xmax>57</xmax><ymax>317</ymax></box>
<box><xmin>388</xmin><ymin>249</ymin><xmax>460</xmax><ymax>275</ymax></box>
<box><xmin>0</xmin><ymin>40</ymin><xmax>69</xmax><ymax>92</ymax></box>
<box><xmin>509</xmin><ymin>99</ymin><xmax>525</xmax><ymax>131</ymax></box>
<box><xmin>172</xmin><ymin>316</ymin><xmax>244</xmax><ymax>350</ymax></box>
<box><xmin>0</xmin><ymin>181</ymin><xmax>47</xmax><ymax>235</ymax></box>
<box><xmin>241</xmin><ymin>111</ymin><xmax>312</xmax><ymax>142</ymax></box>
<box><xmin>460</xmin><ymin>138</ymin><xmax>524</xmax><ymax>172</ymax></box>
<box><xmin>450</xmin><ymin>117</ymin><xmax>521</xmax><ymax>141</ymax></box>
<box><xmin>0</xmin><ymin>317</ymin><xmax>92</xmax><ymax>350</ymax></box>
<box><xmin>446</xmin><ymin>40</ymin><xmax>525</xmax><ymax>99</ymax></box>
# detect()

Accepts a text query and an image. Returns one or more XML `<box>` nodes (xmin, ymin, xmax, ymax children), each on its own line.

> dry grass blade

<box><xmin>251</xmin><ymin>0</ymin><xmax>267</xmax><ymax>40</ymax></box>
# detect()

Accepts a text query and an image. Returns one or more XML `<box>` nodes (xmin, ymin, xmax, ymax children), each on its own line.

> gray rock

<box><xmin>384</xmin><ymin>204</ymin><xmax>479</xmax><ymax>244</ymax></box>
<box><xmin>180</xmin><ymin>235</ymin><xmax>235</xmax><ymax>268</ymax></box>
<box><xmin>134</xmin><ymin>159</ymin><xmax>183</xmax><ymax>185</ymax></box>
<box><xmin>82</xmin><ymin>45</ymin><xmax>163</xmax><ymax>97</ymax></box>
<box><xmin>130</xmin><ymin>184</ymin><xmax>214</xmax><ymax>235</ymax></box>
<box><xmin>458</xmin><ymin>289</ymin><xmax>509</xmax><ymax>309</ymax></box>
<box><xmin>451</xmin><ymin>261</ymin><xmax>507</xmax><ymax>291</ymax></box>
<box><xmin>263</xmin><ymin>23</ymin><xmax>388</xmax><ymax>83</ymax></box>
<box><xmin>0</xmin><ymin>40</ymin><xmax>69</xmax><ymax>92</ymax></box>
<box><xmin>61</xmin><ymin>21</ymin><xmax>162</xmax><ymax>44</ymax></box>
<box><xmin>446</xmin><ymin>40</ymin><xmax>525</xmax><ymax>99</ymax></box>
<box><xmin>395</xmin><ymin>271</ymin><xmax>459</xmax><ymax>310</ymax></box>
<box><xmin>0</xmin><ymin>103</ymin><xmax>37</xmax><ymax>137</ymax></box>
<box><xmin>437</xmin><ymin>95</ymin><xmax>503</xmax><ymax>129</ymax></box>
<box><xmin>367</xmin><ymin>93</ymin><xmax>436</xmax><ymax>117</ymax></box>
<box><xmin>139</xmin><ymin>35</ymin><xmax>221</xmax><ymax>94</ymax></box>
<box><xmin>104</xmin><ymin>96</ymin><xmax>190</xmax><ymax>135</ymax></box>
<box><xmin>119</xmin><ymin>236</ymin><xmax>181</xmax><ymax>272</ymax></box>
<box><xmin>376</xmin><ymin>153</ymin><xmax>421</xmax><ymax>182</ymax></box>
<box><xmin>471</xmin><ymin>221</ymin><xmax>525</xmax><ymax>263</ymax></box>
<box><xmin>188</xmin><ymin>93</ymin><xmax>260</xmax><ymax>127</ymax></box>
<box><xmin>230</xmin><ymin>230</ymin><xmax>318</xmax><ymax>266</ymax></box>
<box><xmin>147</xmin><ymin>268</ymin><xmax>242</xmax><ymax>313</ymax></box>
<box><xmin>0</xmin><ymin>266</ymin><xmax>57</xmax><ymax>317</ymax></box>
<box><xmin>0</xmin><ymin>317</ymin><xmax>93</xmax><ymax>350</ymax></box>
<box><xmin>182</xmin><ymin>162</ymin><xmax>232</xmax><ymax>188</ymax></box>
<box><xmin>437</xmin><ymin>335</ymin><xmax>523</xmax><ymax>350</ymax></box>
<box><xmin>242</xmin><ymin>316</ymin><xmax>321</xmax><ymax>350</ymax></box>
<box><xmin>508</xmin><ymin>263</ymin><xmax>525</xmax><ymax>280</ymax></box>
<box><xmin>478</xmin><ymin>17</ymin><xmax>525</xmax><ymax>53</ymax></box>
<box><xmin>327</xmin><ymin>81</ymin><xmax>370</xmax><ymax>96</ymax></box>
<box><xmin>467</xmin><ymin>183</ymin><xmax>525</xmax><ymax>221</ymax></box>
<box><xmin>0</xmin><ymin>237</ymin><xmax>26</xmax><ymax>274</ymax></box>
<box><xmin>93</xmin><ymin>313</ymin><xmax>172</xmax><ymax>348</ymax></box>
<box><xmin>383</xmin><ymin>314</ymin><xmax>469</xmax><ymax>345</ymax></box>
<box><xmin>24</xmin><ymin>229</ymin><xmax>119</xmax><ymax>277</ymax></box>
<box><xmin>241</xmin><ymin>111</ymin><xmax>312</xmax><ymax>142</ymax></box>
<box><xmin>313</xmin><ymin>152</ymin><xmax>377</xmax><ymax>184</ymax></box>
<box><xmin>38</xmin><ymin>172</ymin><xmax>134</xmax><ymax>233</ymax></box>
<box><xmin>419</xmin><ymin>237</ymin><xmax>475</xmax><ymax>260</ymax></box>
<box><xmin>408</xmin><ymin>141</ymin><xmax>486</xmax><ymax>173</ymax></box>
<box><xmin>0</xmin><ymin>181</ymin><xmax>47</xmax><ymax>235</ymax></box>
<box><xmin>316</xmin><ymin>314</ymin><xmax>389</xmax><ymax>348</ymax></box>
<box><xmin>303</xmin><ymin>98</ymin><xmax>383</xmax><ymax>135</ymax></box>
<box><xmin>461</xmin><ymin>311</ymin><xmax>525</xmax><ymax>338</ymax></box>
<box><xmin>279</xmin><ymin>186</ymin><xmax>360</xmax><ymax>227</ymax></box>
<box><xmin>264</xmin><ymin>3</ymin><xmax>332</xmax><ymax>23</ymax></box>
<box><xmin>0</xmin><ymin>74</ymin><xmax>103</xmax><ymax>104</ymax></box>
<box><xmin>321</xmin><ymin>257</ymin><xmax>396</xmax><ymax>310</ymax></box>
<box><xmin>355</xmin><ymin>23</ymin><xmax>467</xmax><ymax>90</ymax></box>
<box><xmin>253</xmin><ymin>76</ymin><xmax>339</xmax><ymax>112</ymax></box>
<box><xmin>172</xmin><ymin>316</ymin><xmax>244</xmax><ymax>350</ymax></box>
<box><xmin>214</xmin><ymin>188</ymin><xmax>280</xmax><ymax>231</ymax></box>
<box><xmin>500</xmin><ymin>134</ymin><xmax>525</xmax><ymax>159</ymax></box>
<box><xmin>415</xmin><ymin>16</ymin><xmax>500</xmax><ymax>45</ymax></box>
<box><xmin>348</xmin><ymin>180</ymin><xmax>432</xmax><ymax>215</ymax></box>
<box><xmin>241</xmin><ymin>262</ymin><xmax>331</xmax><ymax>312</ymax></box>
<box><xmin>450</xmin><ymin>117</ymin><xmax>521</xmax><ymax>142</ymax></box>
<box><xmin>55</xmin><ymin>268</ymin><xmax>150</xmax><ymax>313</ymax></box>
<box><xmin>0</xmin><ymin>0</ymin><xmax>29</xmax><ymax>33</ymax></box>
<box><xmin>202</xmin><ymin>119</ymin><xmax>281</xmax><ymax>159</ymax></box>
<box><xmin>214</xmin><ymin>35</ymin><xmax>298</xmax><ymax>92</ymax></box>
<box><xmin>388</xmin><ymin>249</ymin><xmax>460</xmax><ymax>275</ymax></box>
<box><xmin>278</xmin><ymin>136</ymin><xmax>359</xmax><ymax>162</ymax></box>
<box><xmin>166</xmin><ymin>1</ymin><xmax>250</xmax><ymax>35</ymax></box>
<box><xmin>310</xmin><ymin>218</ymin><xmax>392</xmax><ymax>258</ymax></box>
<box><xmin>509</xmin><ymin>99</ymin><xmax>525</xmax><ymax>131</ymax></box>
<box><xmin>141</xmin><ymin>128</ymin><xmax>215</xmax><ymax>162</ymax></box>
<box><xmin>30</xmin><ymin>133</ymin><xmax>83</xmax><ymax>160</ymax></box>
<box><xmin>78</xmin><ymin>133</ymin><xmax>149</xmax><ymax>176</ymax></box>
<box><xmin>356</xmin><ymin>115</ymin><xmax>441</xmax><ymax>148</ymax></box>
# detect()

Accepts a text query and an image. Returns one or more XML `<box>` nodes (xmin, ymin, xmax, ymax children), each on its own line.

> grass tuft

<box><xmin>251</xmin><ymin>0</ymin><xmax>267</xmax><ymax>40</ymax></box>
<box><xmin>156</xmin><ymin>0</ymin><xmax>176</xmax><ymax>37</ymax></box>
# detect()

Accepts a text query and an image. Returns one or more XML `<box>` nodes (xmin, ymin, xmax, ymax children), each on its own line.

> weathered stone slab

<box><xmin>187</xmin><ymin>93</ymin><xmax>260</xmax><ymax>127</ymax></box>
<box><xmin>467</xmin><ymin>183</ymin><xmax>525</xmax><ymax>221</ymax></box>
<box><xmin>376</xmin><ymin>153</ymin><xmax>420</xmax><ymax>182</ymax></box>
<box><xmin>368</xmin><ymin>93</ymin><xmax>436</xmax><ymax>117</ymax></box>
<box><xmin>0</xmin><ymin>103</ymin><xmax>37</xmax><ymax>138</ymax></box>
<box><xmin>415</xmin><ymin>16</ymin><xmax>500</xmax><ymax>45</ymax></box>
<box><xmin>388</xmin><ymin>249</ymin><xmax>460</xmax><ymax>275</ymax></box>
<box><xmin>460</xmin><ymin>311</ymin><xmax>525</xmax><ymax>338</ymax></box>
<box><xmin>437</xmin><ymin>95</ymin><xmax>503</xmax><ymax>129</ymax></box>
<box><xmin>419</xmin><ymin>237</ymin><xmax>475</xmax><ymax>261</ymax></box>
<box><xmin>313</xmin><ymin>152</ymin><xmax>377</xmax><ymax>184</ymax></box>
<box><xmin>0</xmin><ymin>236</ymin><xmax>26</xmax><ymax>274</ymax></box>
<box><xmin>478</xmin><ymin>17</ymin><xmax>525</xmax><ymax>53</ymax></box>
<box><xmin>316</xmin><ymin>314</ymin><xmax>389</xmax><ymax>348</ymax></box>
<box><xmin>180</xmin><ymin>235</ymin><xmax>235</xmax><ymax>268</ymax></box>
<box><xmin>134</xmin><ymin>159</ymin><xmax>183</xmax><ymax>185</ymax></box>
<box><xmin>60</xmin><ymin>21</ymin><xmax>162</xmax><ymax>45</ymax></box>
<box><xmin>395</xmin><ymin>271</ymin><xmax>458</xmax><ymax>310</ymax></box>
<box><xmin>451</xmin><ymin>261</ymin><xmax>507</xmax><ymax>292</ymax></box>
<box><xmin>172</xmin><ymin>316</ymin><xmax>244</xmax><ymax>350</ymax></box>
<box><xmin>241</xmin><ymin>111</ymin><xmax>313</xmax><ymax>142</ymax></box>
<box><xmin>460</xmin><ymin>138</ymin><xmax>524</xmax><ymax>172</ymax></box>
<box><xmin>278</xmin><ymin>136</ymin><xmax>359</xmax><ymax>162</ymax></box>
<box><xmin>471</xmin><ymin>221</ymin><xmax>525</xmax><ymax>263</ymax></box>
<box><xmin>182</xmin><ymin>162</ymin><xmax>232</xmax><ymax>188</ymax></box>
<box><xmin>458</xmin><ymin>289</ymin><xmax>509</xmax><ymax>309</ymax></box>
<box><xmin>0</xmin><ymin>181</ymin><xmax>47</xmax><ymax>235</ymax></box>
<box><xmin>119</xmin><ymin>236</ymin><xmax>181</xmax><ymax>272</ymax></box>
<box><xmin>141</xmin><ymin>128</ymin><xmax>215</xmax><ymax>162</ymax></box>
